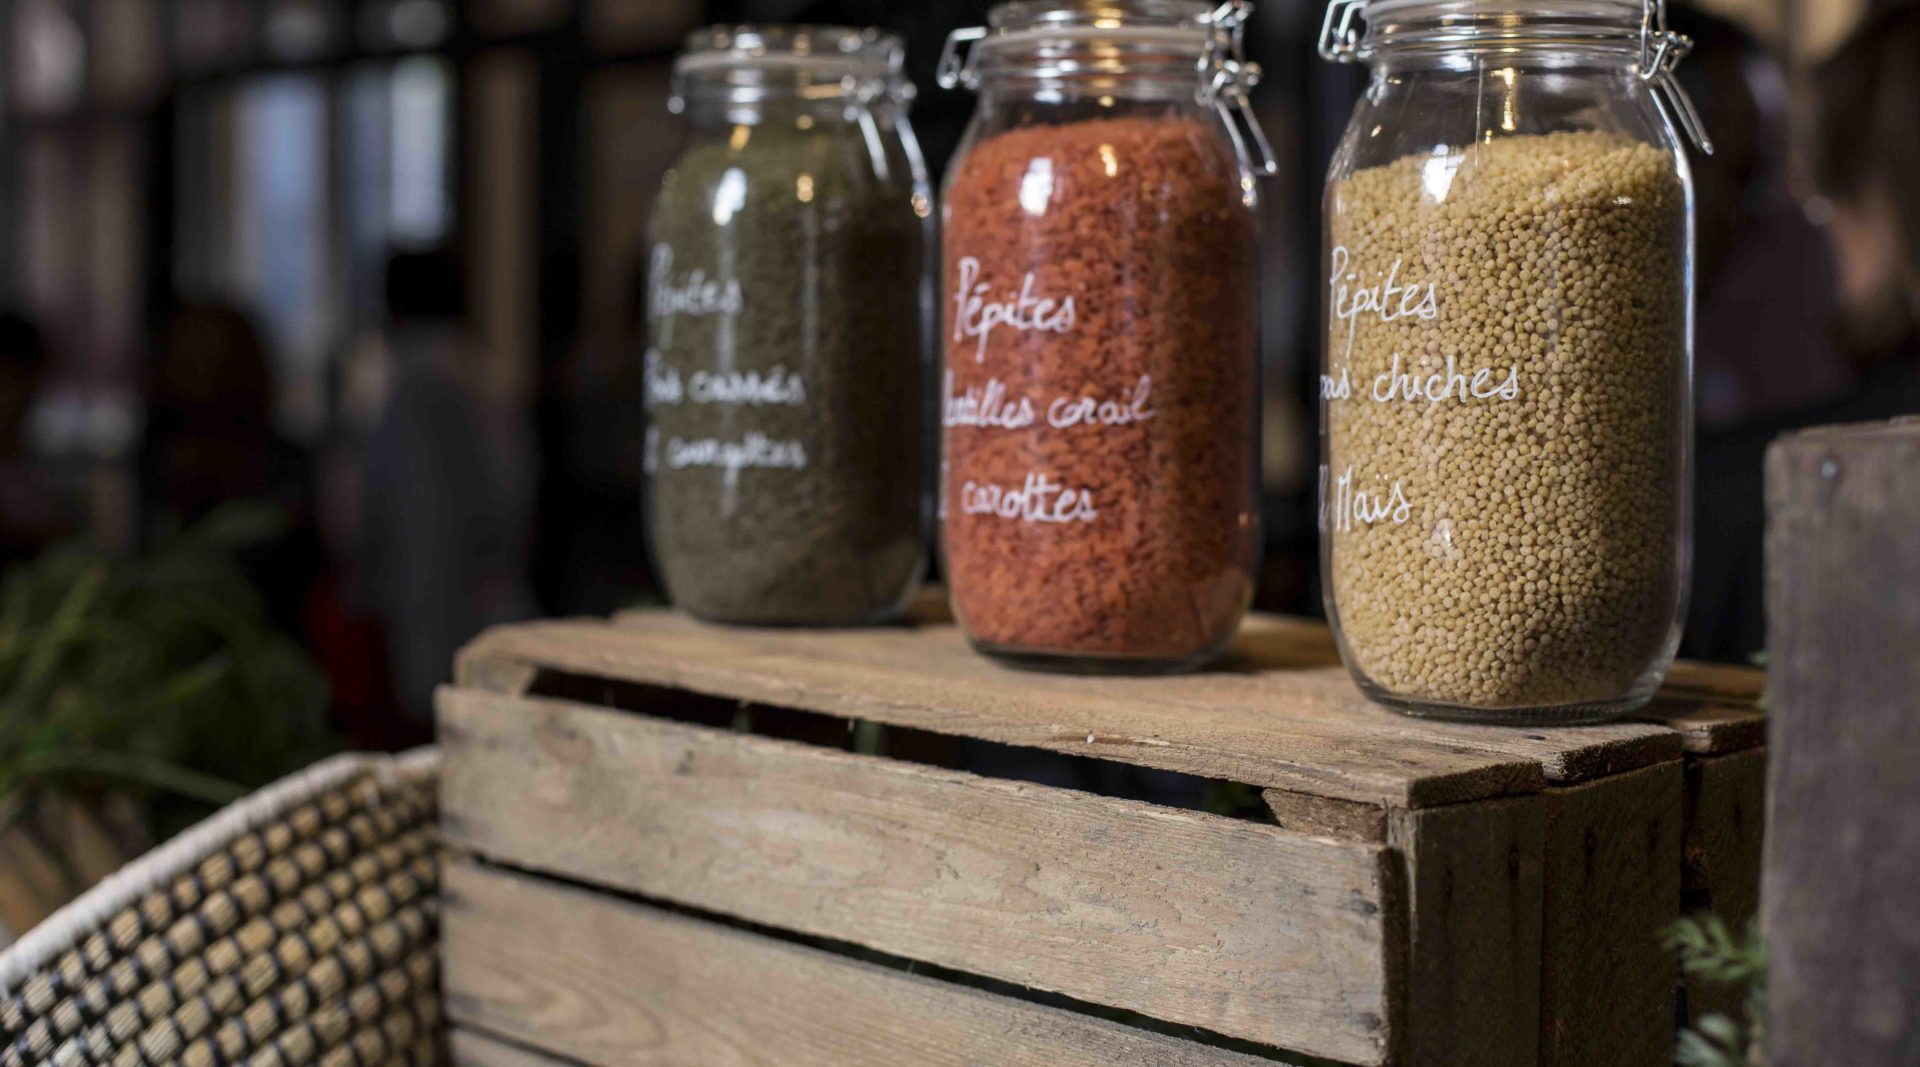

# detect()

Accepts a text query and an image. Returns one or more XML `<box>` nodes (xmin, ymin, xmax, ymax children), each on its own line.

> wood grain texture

<box><xmin>1388</xmin><ymin>797</ymin><xmax>1546</xmax><ymax>1067</ymax></box>
<box><xmin>1637</xmin><ymin>702</ymin><xmax>1766</xmax><ymax>756</ymax></box>
<box><xmin>450</xmin><ymin>1029</ymin><xmax>578</xmax><ymax>1067</ymax></box>
<box><xmin>1681</xmin><ymin>748</ymin><xmax>1766</xmax><ymax>1026</ymax></box>
<box><xmin>1537</xmin><ymin>761</ymin><xmax>1683</xmax><ymax>1067</ymax></box>
<box><xmin>439</xmin><ymin>689</ymin><xmax>1398</xmax><ymax>1063</ymax></box>
<box><xmin>1764</xmin><ymin>422</ymin><xmax>1920</xmax><ymax>1065</ymax></box>
<box><xmin>1263</xmin><ymin>789</ymin><xmax>1389</xmax><ymax>842</ymax></box>
<box><xmin>456</xmin><ymin>609</ymin><xmax>1720</xmax><ymax>808</ymax></box>
<box><xmin>444</xmin><ymin>861</ymin><xmax>1299</xmax><ymax>1067</ymax></box>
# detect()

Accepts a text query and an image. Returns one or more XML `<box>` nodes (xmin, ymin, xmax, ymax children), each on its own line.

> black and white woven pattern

<box><xmin>0</xmin><ymin>752</ymin><xmax>441</xmax><ymax>1067</ymax></box>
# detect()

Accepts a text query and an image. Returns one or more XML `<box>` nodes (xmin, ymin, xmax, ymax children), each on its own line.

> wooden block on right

<box><xmin>1765</xmin><ymin>420</ymin><xmax>1920</xmax><ymax>1065</ymax></box>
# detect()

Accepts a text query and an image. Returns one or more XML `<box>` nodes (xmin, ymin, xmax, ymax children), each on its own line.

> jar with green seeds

<box><xmin>644</xmin><ymin>26</ymin><xmax>930</xmax><ymax>626</ymax></box>
<box><xmin>1316</xmin><ymin>0</ymin><xmax>1711</xmax><ymax>722</ymax></box>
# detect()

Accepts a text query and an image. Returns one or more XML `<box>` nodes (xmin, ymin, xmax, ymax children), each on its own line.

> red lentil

<box><xmin>942</xmin><ymin>114</ymin><xmax>1259</xmax><ymax>667</ymax></box>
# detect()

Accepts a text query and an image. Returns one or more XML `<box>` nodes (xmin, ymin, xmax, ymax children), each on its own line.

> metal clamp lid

<box><xmin>935</xmin><ymin>26</ymin><xmax>988</xmax><ymax>91</ymax></box>
<box><xmin>1636</xmin><ymin>0</ymin><xmax>1713</xmax><ymax>154</ymax></box>
<box><xmin>1318</xmin><ymin>0</ymin><xmax>1366</xmax><ymax>62</ymax></box>
<box><xmin>938</xmin><ymin>1</ymin><xmax>1276</xmax><ymax>176</ymax></box>
<box><xmin>1200</xmin><ymin>1</ymin><xmax>1279</xmax><ymax>176</ymax></box>
<box><xmin>670</xmin><ymin>25</ymin><xmax>911</xmax><ymax>113</ymax></box>
<box><xmin>1315</xmin><ymin>0</ymin><xmax>1711</xmax><ymax>154</ymax></box>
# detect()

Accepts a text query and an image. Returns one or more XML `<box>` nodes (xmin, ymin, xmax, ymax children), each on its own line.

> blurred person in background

<box><xmin>0</xmin><ymin>312</ymin><xmax>76</xmax><ymax>566</ymax></box>
<box><xmin>140</xmin><ymin>301</ymin><xmax>322</xmax><ymax>632</ymax></box>
<box><xmin>1686</xmin><ymin>1</ymin><xmax>1920</xmax><ymax>663</ymax></box>
<box><xmin>357</xmin><ymin>251</ymin><xmax>538</xmax><ymax>730</ymax></box>
<box><xmin>1672</xmin><ymin>6</ymin><xmax>1850</xmax><ymax>426</ymax></box>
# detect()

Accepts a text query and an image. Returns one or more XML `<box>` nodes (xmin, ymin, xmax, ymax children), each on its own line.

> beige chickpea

<box><xmin>1327</xmin><ymin>131</ymin><xmax>1687</xmax><ymax>710</ymax></box>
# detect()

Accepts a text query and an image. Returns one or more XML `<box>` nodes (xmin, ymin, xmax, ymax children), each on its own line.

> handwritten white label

<box><xmin>1329</xmin><ymin>245</ymin><xmax>1440</xmax><ymax>361</ymax></box>
<box><xmin>951</xmin><ymin>256</ymin><xmax>1076</xmax><ymax>364</ymax></box>
<box><xmin>961</xmin><ymin>472</ymin><xmax>1099</xmax><ymax>525</ymax></box>
<box><xmin>650</xmin><ymin>243</ymin><xmax>743</xmax><ymax>323</ymax></box>
<box><xmin>663</xmin><ymin>432</ymin><xmax>808</xmax><ymax>473</ymax></box>
<box><xmin>691</xmin><ymin>367</ymin><xmax>806</xmax><ymax>406</ymax></box>
<box><xmin>648</xmin><ymin>354</ymin><xmax>808</xmax><ymax>409</ymax></box>
<box><xmin>645</xmin><ymin>349</ymin><xmax>682</xmax><ymax>408</ymax></box>
<box><xmin>1047</xmin><ymin>376</ymin><xmax>1156</xmax><ymax>429</ymax></box>
<box><xmin>1319</xmin><ymin>464</ymin><xmax>1413</xmax><ymax>534</ymax></box>
<box><xmin>944</xmin><ymin>372</ymin><xmax>1038</xmax><ymax>429</ymax></box>
<box><xmin>1371</xmin><ymin>353</ymin><xmax>1520</xmax><ymax>403</ymax></box>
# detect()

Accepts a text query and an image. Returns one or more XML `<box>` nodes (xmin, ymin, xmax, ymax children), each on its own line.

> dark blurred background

<box><xmin>0</xmin><ymin>0</ymin><xmax>1916</xmax><ymax>763</ymax></box>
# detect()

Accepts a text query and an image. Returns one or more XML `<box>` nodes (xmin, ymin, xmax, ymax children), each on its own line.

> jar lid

<box><xmin>672</xmin><ymin>24</ymin><xmax>908</xmax><ymax>106</ymax></box>
<box><xmin>939</xmin><ymin>2</ymin><xmax>1277</xmax><ymax>174</ymax></box>
<box><xmin>939</xmin><ymin>2</ymin><xmax>1226</xmax><ymax>85</ymax></box>
<box><xmin>1317</xmin><ymin>0</ymin><xmax>1712</xmax><ymax>153</ymax></box>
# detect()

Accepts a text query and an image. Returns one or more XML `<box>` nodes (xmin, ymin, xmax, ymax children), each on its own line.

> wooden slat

<box><xmin>1763</xmin><ymin>421</ymin><xmax>1920</xmax><ymax>1066</ymax></box>
<box><xmin>1264</xmin><ymin>789</ymin><xmax>1389</xmax><ymax>843</ymax></box>
<box><xmin>439</xmin><ymin>689</ymin><xmax>1398</xmax><ymax>1063</ymax></box>
<box><xmin>444</xmin><ymin>861</ymin><xmax>1300</xmax><ymax>1067</ymax></box>
<box><xmin>1388</xmin><ymin>797</ymin><xmax>1546</xmax><ymax>1067</ymax></box>
<box><xmin>451</xmin><ymin>1028</ymin><xmax>578</xmax><ymax>1066</ymax></box>
<box><xmin>1659</xmin><ymin>659</ymin><xmax>1766</xmax><ymax>704</ymax></box>
<box><xmin>1681</xmin><ymin>748</ymin><xmax>1766</xmax><ymax>1026</ymax></box>
<box><xmin>1637</xmin><ymin>701</ymin><xmax>1767</xmax><ymax>756</ymax></box>
<box><xmin>458</xmin><ymin>607</ymin><xmax>1711</xmax><ymax>808</ymax></box>
<box><xmin>1537</xmin><ymin>761</ymin><xmax>1683</xmax><ymax>1067</ymax></box>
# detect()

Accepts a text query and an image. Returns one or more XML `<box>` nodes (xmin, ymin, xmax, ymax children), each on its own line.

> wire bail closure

<box><xmin>935</xmin><ymin>26</ymin><xmax>987</xmax><ymax>90</ymax></box>
<box><xmin>1318</xmin><ymin>0</ymin><xmax>1367</xmax><ymax>61</ymax></box>
<box><xmin>1200</xmin><ymin>1</ymin><xmax>1278</xmax><ymax>175</ymax></box>
<box><xmin>1316</xmin><ymin>0</ymin><xmax>1712</xmax><ymax>154</ymax></box>
<box><xmin>1636</xmin><ymin>0</ymin><xmax>1714</xmax><ymax>154</ymax></box>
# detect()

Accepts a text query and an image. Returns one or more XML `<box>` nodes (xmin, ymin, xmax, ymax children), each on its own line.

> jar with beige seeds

<box><xmin>1317</xmin><ymin>0</ymin><xmax>1708</xmax><ymax>723</ymax></box>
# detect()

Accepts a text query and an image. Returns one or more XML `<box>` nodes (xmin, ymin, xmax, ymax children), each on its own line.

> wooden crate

<box><xmin>437</xmin><ymin>603</ymin><xmax>1765</xmax><ymax>1067</ymax></box>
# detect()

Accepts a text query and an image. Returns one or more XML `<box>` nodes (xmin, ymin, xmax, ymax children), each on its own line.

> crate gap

<box><xmin>526</xmin><ymin>668</ymin><xmax>1277</xmax><ymax>823</ymax></box>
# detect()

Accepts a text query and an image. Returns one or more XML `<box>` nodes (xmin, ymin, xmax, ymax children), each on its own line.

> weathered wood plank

<box><xmin>1642</xmin><ymin>652</ymin><xmax>1769</xmax><ymax>758</ymax></box>
<box><xmin>444</xmin><ymin>861</ymin><xmax>1301</xmax><ymax>1067</ymax></box>
<box><xmin>1264</xmin><ymin>789</ymin><xmax>1389</xmax><ymax>842</ymax></box>
<box><xmin>439</xmin><ymin>688</ymin><xmax>1398</xmax><ymax>1063</ymax></box>
<box><xmin>1641</xmin><ymin>704</ymin><xmax>1766</xmax><ymax>756</ymax></box>
<box><xmin>458</xmin><ymin>606</ymin><xmax>1703</xmax><ymax>807</ymax></box>
<box><xmin>1537</xmin><ymin>761</ymin><xmax>1683</xmax><ymax>1067</ymax></box>
<box><xmin>1681</xmin><ymin>748</ymin><xmax>1766</xmax><ymax>1026</ymax></box>
<box><xmin>1388</xmin><ymin>796</ymin><xmax>1546</xmax><ymax>1067</ymax></box>
<box><xmin>1659</xmin><ymin>659</ymin><xmax>1766</xmax><ymax>704</ymax></box>
<box><xmin>450</xmin><ymin>1028</ymin><xmax>577</xmax><ymax>1066</ymax></box>
<box><xmin>1764</xmin><ymin>421</ymin><xmax>1920</xmax><ymax>1065</ymax></box>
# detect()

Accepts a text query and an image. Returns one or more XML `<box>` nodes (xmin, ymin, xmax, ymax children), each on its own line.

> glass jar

<box><xmin>644</xmin><ymin>26</ymin><xmax>931</xmax><ymax>626</ymax></box>
<box><xmin>1316</xmin><ymin>0</ymin><xmax>1710</xmax><ymax>721</ymax></box>
<box><xmin>936</xmin><ymin>0</ymin><xmax>1275</xmax><ymax>673</ymax></box>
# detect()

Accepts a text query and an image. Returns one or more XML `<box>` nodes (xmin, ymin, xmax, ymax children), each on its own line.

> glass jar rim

<box><xmin>1345</xmin><ymin>0</ymin><xmax>1651</xmax><ymax>56</ymax></box>
<box><xmin>1359</xmin><ymin>0</ymin><xmax>1641</xmax><ymax>16</ymax></box>
<box><xmin>674</xmin><ymin>24</ymin><xmax>906</xmax><ymax>81</ymax></box>
<box><xmin>968</xmin><ymin>1</ymin><xmax>1222</xmax><ymax>77</ymax></box>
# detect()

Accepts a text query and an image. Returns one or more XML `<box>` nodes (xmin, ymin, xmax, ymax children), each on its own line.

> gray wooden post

<box><xmin>1764</xmin><ymin>419</ymin><xmax>1920</xmax><ymax>1065</ymax></box>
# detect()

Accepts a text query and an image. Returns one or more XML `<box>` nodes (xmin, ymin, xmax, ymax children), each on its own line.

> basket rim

<box><xmin>0</xmin><ymin>747</ymin><xmax>438</xmax><ymax>992</ymax></box>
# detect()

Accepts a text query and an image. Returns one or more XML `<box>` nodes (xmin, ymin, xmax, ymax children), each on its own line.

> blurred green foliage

<box><xmin>1667</xmin><ymin>913</ymin><xmax>1768</xmax><ymax>1067</ymax></box>
<box><xmin>0</xmin><ymin>504</ymin><xmax>337</xmax><ymax>839</ymax></box>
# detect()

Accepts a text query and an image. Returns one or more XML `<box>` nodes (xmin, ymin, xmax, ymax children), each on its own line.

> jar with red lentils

<box><xmin>1317</xmin><ymin>0</ymin><xmax>1710</xmax><ymax>722</ymax></box>
<box><xmin>935</xmin><ymin>0</ymin><xmax>1274</xmax><ymax>673</ymax></box>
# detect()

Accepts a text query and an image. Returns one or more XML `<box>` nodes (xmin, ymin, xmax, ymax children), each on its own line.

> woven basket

<box><xmin>0</xmin><ymin>751</ymin><xmax>441</xmax><ymax>1067</ymax></box>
